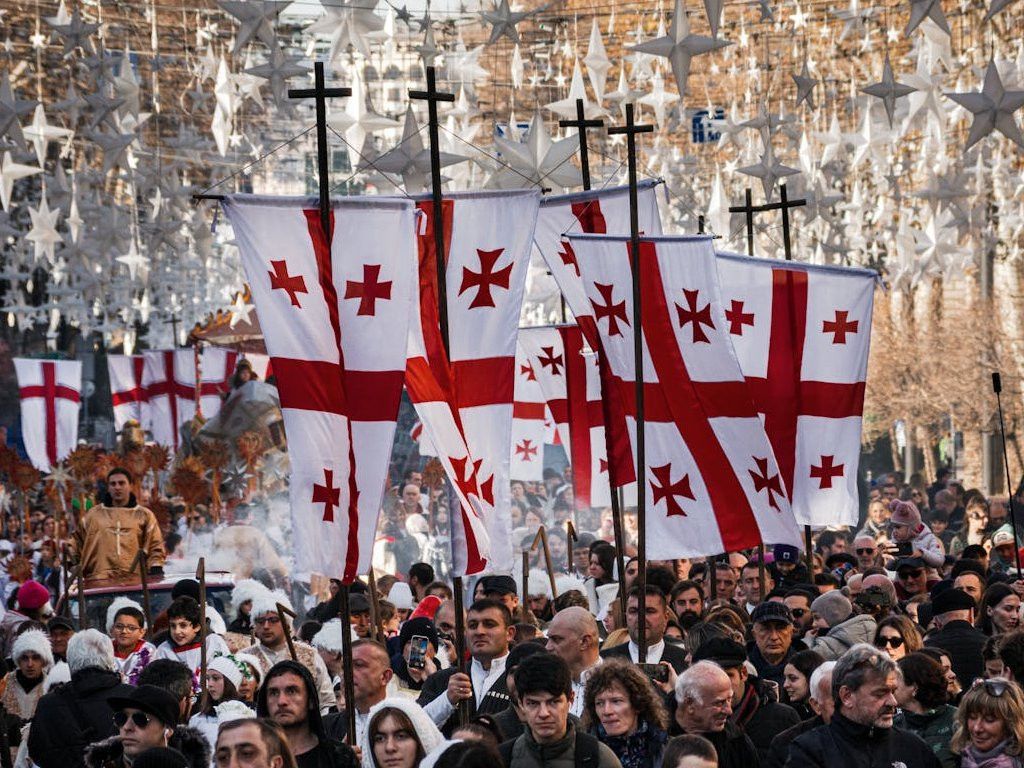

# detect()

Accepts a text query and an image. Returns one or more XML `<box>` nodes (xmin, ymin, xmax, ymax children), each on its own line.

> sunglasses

<box><xmin>790</xmin><ymin>608</ymin><xmax>808</xmax><ymax>618</ymax></box>
<box><xmin>856</xmin><ymin>548</ymin><xmax>876</xmax><ymax>555</ymax></box>
<box><xmin>972</xmin><ymin>678</ymin><xmax>1011</xmax><ymax>697</ymax></box>
<box><xmin>114</xmin><ymin>711</ymin><xmax>154</xmax><ymax>729</ymax></box>
<box><xmin>899</xmin><ymin>569</ymin><xmax>924</xmax><ymax>578</ymax></box>
<box><xmin>876</xmin><ymin>636</ymin><xmax>904</xmax><ymax>649</ymax></box>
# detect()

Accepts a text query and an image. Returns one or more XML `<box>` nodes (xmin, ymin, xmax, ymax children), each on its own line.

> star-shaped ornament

<box><xmin>582</xmin><ymin>19</ymin><xmax>612</xmax><ymax>102</ymax></box>
<box><xmin>48</xmin><ymin>8</ymin><xmax>99</xmax><ymax>56</ymax></box>
<box><xmin>0</xmin><ymin>72</ymin><xmax>37</xmax><ymax>150</ymax></box>
<box><xmin>488</xmin><ymin>112</ymin><xmax>581</xmax><ymax>190</ymax></box>
<box><xmin>793</xmin><ymin>60</ymin><xmax>819</xmax><ymax>110</ymax></box>
<box><xmin>216</xmin><ymin>0</ymin><xmax>291</xmax><ymax>54</ymax></box>
<box><xmin>0</xmin><ymin>152</ymin><xmax>41</xmax><ymax>211</ymax></box>
<box><xmin>245</xmin><ymin>45</ymin><xmax>309</xmax><ymax>108</ymax></box>
<box><xmin>305</xmin><ymin>0</ymin><xmax>385</xmax><ymax>61</ymax></box>
<box><xmin>26</xmin><ymin>194</ymin><xmax>63</xmax><ymax>263</ymax></box>
<box><xmin>480</xmin><ymin>0</ymin><xmax>541</xmax><ymax>45</ymax></box>
<box><xmin>738</xmin><ymin>144</ymin><xmax>801</xmax><ymax>201</ymax></box>
<box><xmin>23</xmin><ymin>104</ymin><xmax>74</xmax><ymax>166</ymax></box>
<box><xmin>629</xmin><ymin>0</ymin><xmax>731</xmax><ymax>98</ymax></box>
<box><xmin>368</xmin><ymin>106</ymin><xmax>468</xmax><ymax>191</ymax></box>
<box><xmin>905</xmin><ymin>0</ymin><xmax>950</xmax><ymax>35</ymax></box>
<box><xmin>228</xmin><ymin>292</ymin><xmax>256</xmax><ymax>328</ymax></box>
<box><xmin>860</xmin><ymin>52</ymin><xmax>916</xmax><ymax>127</ymax></box>
<box><xmin>945</xmin><ymin>60</ymin><xmax>1024</xmax><ymax>151</ymax></box>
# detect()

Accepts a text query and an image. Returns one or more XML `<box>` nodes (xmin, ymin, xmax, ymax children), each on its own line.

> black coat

<box><xmin>84</xmin><ymin>726</ymin><xmax>211</xmax><ymax>768</ymax></box>
<box><xmin>923</xmin><ymin>620</ymin><xmax>987</xmax><ymax>689</ymax></box>
<box><xmin>733</xmin><ymin>680</ymin><xmax>800</xmax><ymax>762</ymax></box>
<box><xmin>28</xmin><ymin>667</ymin><xmax>135</xmax><ymax>768</ymax></box>
<box><xmin>599</xmin><ymin>640</ymin><xmax>688</xmax><ymax>673</ymax></box>
<box><xmin>786</xmin><ymin>713</ymin><xmax>942</xmax><ymax>768</ymax></box>
<box><xmin>765</xmin><ymin>715</ymin><xmax>823</xmax><ymax>768</ymax></box>
<box><xmin>416</xmin><ymin>665</ymin><xmax>513</xmax><ymax>733</ymax></box>
<box><xmin>686</xmin><ymin>722</ymin><xmax>759</xmax><ymax>768</ymax></box>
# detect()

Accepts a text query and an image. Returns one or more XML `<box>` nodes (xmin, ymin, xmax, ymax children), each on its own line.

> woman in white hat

<box><xmin>188</xmin><ymin>655</ymin><xmax>246</xmax><ymax>749</ymax></box>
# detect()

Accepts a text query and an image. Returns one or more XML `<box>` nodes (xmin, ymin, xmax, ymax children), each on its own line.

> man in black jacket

<box><xmin>923</xmin><ymin>587</ymin><xmax>987</xmax><ymax>688</ymax></box>
<box><xmin>418</xmin><ymin>599</ymin><xmax>516</xmax><ymax>732</ymax></box>
<box><xmin>673</xmin><ymin>660</ymin><xmax>758</xmax><ymax>768</ymax></box>
<box><xmin>786</xmin><ymin>644</ymin><xmax>940</xmax><ymax>768</ymax></box>
<box><xmin>601</xmin><ymin>585</ymin><xmax>688</xmax><ymax>672</ymax></box>
<box><xmin>29</xmin><ymin>629</ymin><xmax>134</xmax><ymax>768</ymax></box>
<box><xmin>692</xmin><ymin>637</ymin><xmax>799</xmax><ymax>762</ymax></box>
<box><xmin>257</xmin><ymin>660</ymin><xmax>359</xmax><ymax>768</ymax></box>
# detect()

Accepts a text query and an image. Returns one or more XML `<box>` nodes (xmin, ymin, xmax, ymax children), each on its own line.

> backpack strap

<box><xmin>574</xmin><ymin>731</ymin><xmax>601</xmax><ymax>768</ymax></box>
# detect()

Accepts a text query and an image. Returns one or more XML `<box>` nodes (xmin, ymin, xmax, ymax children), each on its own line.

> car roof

<box><xmin>76</xmin><ymin>571</ymin><xmax>235</xmax><ymax>595</ymax></box>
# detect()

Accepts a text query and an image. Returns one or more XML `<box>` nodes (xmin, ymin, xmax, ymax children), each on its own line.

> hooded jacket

<box><xmin>358</xmin><ymin>697</ymin><xmax>443</xmax><ymax>768</ymax></box>
<box><xmin>83</xmin><ymin>726</ymin><xmax>210</xmax><ymax>768</ymax></box>
<box><xmin>256</xmin><ymin>660</ymin><xmax>358</xmax><ymax>768</ymax></box>
<box><xmin>806</xmin><ymin>614</ymin><xmax>878</xmax><ymax>661</ymax></box>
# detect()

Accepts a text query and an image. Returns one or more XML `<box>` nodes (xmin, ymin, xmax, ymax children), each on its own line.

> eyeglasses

<box><xmin>254</xmin><ymin>616</ymin><xmax>281</xmax><ymax>625</ymax></box>
<box><xmin>899</xmin><ymin>569</ymin><xmax>923</xmax><ymax>578</ymax></box>
<box><xmin>875</xmin><ymin>636</ymin><xmax>904</xmax><ymax>649</ymax></box>
<box><xmin>114</xmin><ymin>711</ymin><xmax>154</xmax><ymax>729</ymax></box>
<box><xmin>972</xmin><ymin>678</ymin><xmax>1011</xmax><ymax>697</ymax></box>
<box><xmin>112</xmin><ymin>623</ymin><xmax>142</xmax><ymax>633</ymax></box>
<box><xmin>856</xmin><ymin>548</ymin><xmax>876</xmax><ymax>555</ymax></box>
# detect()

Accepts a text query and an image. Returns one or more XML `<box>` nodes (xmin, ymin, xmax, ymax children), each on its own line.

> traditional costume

<box><xmin>77</xmin><ymin>492</ymin><xmax>165</xmax><ymax>580</ymax></box>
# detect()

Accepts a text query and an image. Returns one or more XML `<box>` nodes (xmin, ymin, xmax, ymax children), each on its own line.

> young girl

<box><xmin>188</xmin><ymin>655</ymin><xmax>245</xmax><ymax>749</ymax></box>
<box><xmin>888</xmin><ymin>500</ymin><xmax>945</xmax><ymax>569</ymax></box>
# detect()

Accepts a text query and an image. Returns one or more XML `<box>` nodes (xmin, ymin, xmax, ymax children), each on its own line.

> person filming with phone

<box><xmin>601</xmin><ymin>585</ymin><xmax>687</xmax><ymax>686</ymax></box>
<box><xmin>391</xmin><ymin>617</ymin><xmax>443</xmax><ymax>695</ymax></box>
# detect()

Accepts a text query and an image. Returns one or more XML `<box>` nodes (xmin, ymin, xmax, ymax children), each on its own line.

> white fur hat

<box><xmin>388</xmin><ymin>582</ymin><xmax>414</xmax><ymax>610</ymax></box>
<box><xmin>12</xmin><ymin>629</ymin><xmax>54</xmax><ymax>668</ymax></box>
<box><xmin>231</xmin><ymin>579</ymin><xmax>274</xmax><ymax>615</ymax></box>
<box><xmin>527</xmin><ymin>569</ymin><xmax>552</xmax><ymax>599</ymax></box>
<box><xmin>594</xmin><ymin>582</ymin><xmax>621</xmax><ymax>620</ymax></box>
<box><xmin>106</xmin><ymin>596</ymin><xmax>146</xmax><ymax>634</ymax></box>
<box><xmin>235</xmin><ymin>653</ymin><xmax>263</xmax><ymax>684</ymax></box>
<box><xmin>209</xmin><ymin>655</ymin><xmax>243</xmax><ymax>690</ymax></box>
<box><xmin>554</xmin><ymin>573</ymin><xmax>587</xmax><ymax>596</ymax></box>
<box><xmin>250</xmin><ymin>589</ymin><xmax>292</xmax><ymax>621</ymax></box>
<box><xmin>216</xmin><ymin>700</ymin><xmax>256</xmax><ymax>726</ymax></box>
<box><xmin>44</xmin><ymin>661</ymin><xmax>70</xmax><ymax>692</ymax></box>
<box><xmin>311</xmin><ymin>619</ymin><xmax>346</xmax><ymax>654</ymax></box>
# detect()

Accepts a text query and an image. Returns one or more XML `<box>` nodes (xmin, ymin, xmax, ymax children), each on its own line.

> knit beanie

<box><xmin>888</xmin><ymin>499</ymin><xmax>922</xmax><ymax>529</ymax></box>
<box><xmin>811</xmin><ymin>591</ymin><xmax>853</xmax><ymax>628</ymax></box>
<box><xmin>16</xmin><ymin>581</ymin><xmax>50</xmax><ymax>611</ymax></box>
<box><xmin>208</xmin><ymin>655</ymin><xmax>243</xmax><ymax>690</ymax></box>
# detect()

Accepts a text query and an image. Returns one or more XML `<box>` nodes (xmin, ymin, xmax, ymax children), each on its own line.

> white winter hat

<box><xmin>106</xmin><ymin>596</ymin><xmax>146</xmax><ymax>634</ymax></box>
<box><xmin>359</xmin><ymin>698</ymin><xmax>444</xmax><ymax>768</ymax></box>
<box><xmin>216</xmin><ymin>700</ymin><xmax>256</xmax><ymax>726</ymax></box>
<box><xmin>231</xmin><ymin>579</ymin><xmax>273</xmax><ymax>615</ymax></box>
<box><xmin>527</xmin><ymin>569</ymin><xmax>552</xmax><ymax>599</ymax></box>
<box><xmin>235</xmin><ymin>653</ymin><xmax>263</xmax><ymax>684</ymax></box>
<box><xmin>250</xmin><ymin>590</ymin><xmax>292</xmax><ymax>621</ymax></box>
<box><xmin>12</xmin><ymin>629</ymin><xmax>54</xmax><ymax>668</ymax></box>
<box><xmin>44</xmin><ymin>660</ymin><xmax>70</xmax><ymax>692</ymax></box>
<box><xmin>554</xmin><ymin>573</ymin><xmax>587</xmax><ymax>596</ymax></box>
<box><xmin>388</xmin><ymin>582</ymin><xmax>414</xmax><ymax>611</ymax></box>
<box><xmin>208</xmin><ymin>655</ymin><xmax>243</xmax><ymax>690</ymax></box>
<box><xmin>312</xmin><ymin>619</ymin><xmax>346</xmax><ymax>654</ymax></box>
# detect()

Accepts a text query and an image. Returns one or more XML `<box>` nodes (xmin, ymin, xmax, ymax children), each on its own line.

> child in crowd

<box><xmin>154</xmin><ymin>595</ymin><xmax>230</xmax><ymax>693</ymax></box>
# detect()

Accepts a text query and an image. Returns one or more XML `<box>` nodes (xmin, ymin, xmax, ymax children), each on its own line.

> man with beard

<box><xmin>669</xmin><ymin>581</ymin><xmax>704</xmax><ymax>630</ymax></box>
<box><xmin>783</xmin><ymin>588</ymin><xmax>817</xmax><ymax>640</ymax></box>
<box><xmin>673</xmin><ymin>661</ymin><xmax>758</xmax><ymax>768</ymax></box>
<box><xmin>544</xmin><ymin>607</ymin><xmax>602</xmax><ymax>717</ymax></box>
<box><xmin>786</xmin><ymin>644</ymin><xmax>941</xmax><ymax>767</ymax></box>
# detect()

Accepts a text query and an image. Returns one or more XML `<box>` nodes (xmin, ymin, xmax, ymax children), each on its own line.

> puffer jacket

<box><xmin>786</xmin><ymin>713</ymin><xmax>942</xmax><ymax>768</ymax></box>
<box><xmin>806</xmin><ymin>614</ymin><xmax>877</xmax><ymax>661</ymax></box>
<box><xmin>503</xmin><ymin>721</ymin><xmax>622</xmax><ymax>768</ymax></box>
<box><xmin>84</xmin><ymin>726</ymin><xmax>211</xmax><ymax>768</ymax></box>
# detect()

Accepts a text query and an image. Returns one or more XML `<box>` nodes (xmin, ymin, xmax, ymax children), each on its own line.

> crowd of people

<box><xmin>3</xmin><ymin>465</ymin><xmax>1024</xmax><ymax>768</ymax></box>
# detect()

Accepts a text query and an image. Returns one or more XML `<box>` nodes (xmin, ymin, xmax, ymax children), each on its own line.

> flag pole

<box><xmin>409</xmin><ymin>66</ymin><xmax>470</xmax><ymax>726</ymax></box>
<box><xmin>196</xmin><ymin>558</ymin><xmax>208</xmax><ymax>701</ymax></box>
<box><xmin>608</xmin><ymin>104</ymin><xmax>653</xmax><ymax>660</ymax></box>
<box><xmin>993</xmin><ymin>372</ymin><xmax>1023</xmax><ymax>575</ymax></box>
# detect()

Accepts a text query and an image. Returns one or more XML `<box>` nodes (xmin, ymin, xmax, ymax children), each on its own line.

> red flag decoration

<box><xmin>716</xmin><ymin>252</ymin><xmax>877</xmax><ymax>527</ymax></box>
<box><xmin>534</xmin><ymin>181</ymin><xmax>663</xmax><ymax>493</ymax></box>
<box><xmin>108</xmin><ymin>354</ymin><xmax>148</xmax><ymax>431</ymax></box>
<box><xmin>15</xmin><ymin>358</ymin><xmax>82</xmax><ymax>471</ymax></box>
<box><xmin>142</xmin><ymin>348</ymin><xmax>238</xmax><ymax>449</ymax></box>
<box><xmin>510</xmin><ymin>342</ymin><xmax>547</xmax><ymax>482</ymax></box>
<box><xmin>223</xmin><ymin>195</ymin><xmax>419</xmax><ymax>582</ymax></box>
<box><xmin>518</xmin><ymin>325</ymin><xmax>617</xmax><ymax>511</ymax></box>
<box><xmin>567</xmin><ymin>234</ymin><xmax>803</xmax><ymax>556</ymax></box>
<box><xmin>405</xmin><ymin>189</ymin><xmax>540</xmax><ymax>575</ymax></box>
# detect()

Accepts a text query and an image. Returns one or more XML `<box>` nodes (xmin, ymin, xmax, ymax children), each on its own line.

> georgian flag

<box><xmin>405</xmin><ymin>190</ymin><xmax>541</xmax><ymax>575</ymax></box>
<box><xmin>224</xmin><ymin>195</ymin><xmax>419</xmax><ymax>582</ymax></box>
<box><xmin>15</xmin><ymin>358</ymin><xmax>82</xmax><ymax>472</ymax></box>
<box><xmin>534</xmin><ymin>181</ymin><xmax>663</xmax><ymax>492</ymax></box>
<box><xmin>510</xmin><ymin>340</ymin><xmax>548</xmax><ymax>482</ymax></box>
<box><xmin>567</xmin><ymin>234</ymin><xmax>803</xmax><ymax>557</ymax></box>
<box><xmin>716</xmin><ymin>252</ymin><xmax>877</xmax><ymax>527</ymax></box>
<box><xmin>142</xmin><ymin>348</ymin><xmax>238</xmax><ymax>449</ymax></box>
<box><xmin>108</xmin><ymin>354</ymin><xmax>148</xmax><ymax>431</ymax></box>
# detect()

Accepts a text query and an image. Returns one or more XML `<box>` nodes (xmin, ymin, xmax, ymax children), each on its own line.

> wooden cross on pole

<box><xmin>728</xmin><ymin>183</ymin><xmax>812</xmax><ymax>574</ymax></box>
<box><xmin>607</xmin><ymin>102</ymin><xmax>653</xmax><ymax>660</ymax></box>
<box><xmin>288</xmin><ymin>61</ymin><xmax>352</xmax><ymax>241</ymax></box>
<box><xmin>409</xmin><ymin>66</ymin><xmax>456</xmax><ymax>357</ymax></box>
<box><xmin>558</xmin><ymin>98</ymin><xmax>604</xmax><ymax>191</ymax></box>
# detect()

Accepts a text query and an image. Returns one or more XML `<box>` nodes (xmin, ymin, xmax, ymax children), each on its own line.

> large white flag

<box><xmin>15</xmin><ymin>358</ymin><xmax>82</xmax><ymax>471</ymax></box>
<box><xmin>108</xmin><ymin>354</ymin><xmax>147</xmax><ymax>431</ymax></box>
<box><xmin>224</xmin><ymin>195</ymin><xmax>418</xmax><ymax>582</ymax></box>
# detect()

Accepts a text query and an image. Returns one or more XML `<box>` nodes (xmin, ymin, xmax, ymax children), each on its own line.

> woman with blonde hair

<box><xmin>951</xmin><ymin>678</ymin><xmax>1024</xmax><ymax>767</ymax></box>
<box><xmin>582</xmin><ymin>661</ymin><xmax>669</xmax><ymax>768</ymax></box>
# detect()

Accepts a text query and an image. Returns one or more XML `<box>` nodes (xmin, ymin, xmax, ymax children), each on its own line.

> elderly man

<box><xmin>673</xmin><ymin>661</ymin><xmax>758</xmax><ymax>768</ymax></box>
<box><xmin>765</xmin><ymin>661</ymin><xmax>836</xmax><ymax>768</ymax></box>
<box><xmin>747</xmin><ymin>602</ymin><xmax>804</xmax><ymax>690</ymax></box>
<box><xmin>924</xmin><ymin>586</ymin><xmax>987</xmax><ymax>687</ymax></box>
<box><xmin>545</xmin><ymin>606</ymin><xmax>602</xmax><ymax>716</ymax></box>
<box><xmin>852</xmin><ymin>535</ymin><xmax>883</xmax><ymax>572</ymax></box>
<box><xmin>786</xmin><ymin>644</ymin><xmax>940</xmax><ymax>767</ymax></box>
<box><xmin>324</xmin><ymin>640</ymin><xmax>392</xmax><ymax>742</ymax></box>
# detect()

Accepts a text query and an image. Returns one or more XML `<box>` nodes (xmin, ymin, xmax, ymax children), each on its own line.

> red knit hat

<box><xmin>16</xmin><ymin>580</ymin><xmax>50</xmax><ymax>611</ymax></box>
<box><xmin>410</xmin><ymin>595</ymin><xmax>441</xmax><ymax>620</ymax></box>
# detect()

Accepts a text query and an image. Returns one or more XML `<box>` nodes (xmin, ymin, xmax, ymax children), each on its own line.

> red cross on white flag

<box><xmin>224</xmin><ymin>195</ymin><xmax>419</xmax><ymax>583</ymax></box>
<box><xmin>715</xmin><ymin>252</ymin><xmax>877</xmax><ymax>527</ymax></box>
<box><xmin>405</xmin><ymin>190</ymin><xmax>540</xmax><ymax>576</ymax></box>
<box><xmin>511</xmin><ymin>339</ymin><xmax>548</xmax><ymax>482</ymax></box>
<box><xmin>142</xmin><ymin>348</ymin><xmax>238</xmax><ymax>450</ymax></box>
<box><xmin>108</xmin><ymin>354</ymin><xmax>148</xmax><ymax>431</ymax></box>
<box><xmin>533</xmin><ymin>182</ymin><xmax>663</xmax><ymax>498</ymax></box>
<box><xmin>15</xmin><ymin>358</ymin><xmax>82</xmax><ymax>471</ymax></box>
<box><xmin>567</xmin><ymin>234</ymin><xmax>804</xmax><ymax>557</ymax></box>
